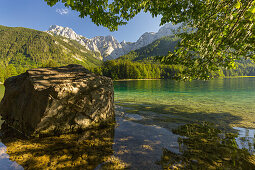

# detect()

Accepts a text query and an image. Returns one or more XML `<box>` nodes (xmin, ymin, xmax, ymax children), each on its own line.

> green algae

<box><xmin>157</xmin><ymin>122</ymin><xmax>255</xmax><ymax>169</ymax></box>
<box><xmin>1</xmin><ymin>124</ymin><xmax>128</xmax><ymax>169</ymax></box>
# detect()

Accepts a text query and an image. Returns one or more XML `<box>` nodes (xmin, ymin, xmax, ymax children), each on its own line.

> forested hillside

<box><xmin>224</xmin><ymin>60</ymin><xmax>255</xmax><ymax>77</ymax></box>
<box><xmin>91</xmin><ymin>59</ymin><xmax>226</xmax><ymax>80</ymax></box>
<box><xmin>118</xmin><ymin>36</ymin><xmax>179</xmax><ymax>61</ymax></box>
<box><xmin>91</xmin><ymin>35</ymin><xmax>255</xmax><ymax>80</ymax></box>
<box><xmin>0</xmin><ymin>25</ymin><xmax>101</xmax><ymax>82</ymax></box>
<box><xmin>91</xmin><ymin>60</ymin><xmax>185</xmax><ymax>80</ymax></box>
<box><xmin>115</xmin><ymin>35</ymin><xmax>255</xmax><ymax>79</ymax></box>
<box><xmin>90</xmin><ymin>36</ymin><xmax>223</xmax><ymax>80</ymax></box>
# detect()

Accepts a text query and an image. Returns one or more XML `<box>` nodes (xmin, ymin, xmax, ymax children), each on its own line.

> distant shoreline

<box><xmin>114</xmin><ymin>78</ymin><xmax>161</xmax><ymax>81</ymax></box>
<box><xmin>1</xmin><ymin>76</ymin><xmax>254</xmax><ymax>84</ymax></box>
<box><xmin>225</xmin><ymin>76</ymin><xmax>255</xmax><ymax>78</ymax></box>
<box><xmin>238</xmin><ymin>76</ymin><xmax>255</xmax><ymax>77</ymax></box>
<box><xmin>114</xmin><ymin>76</ymin><xmax>255</xmax><ymax>81</ymax></box>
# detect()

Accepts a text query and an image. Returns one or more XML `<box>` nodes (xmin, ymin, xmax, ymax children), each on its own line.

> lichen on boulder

<box><xmin>0</xmin><ymin>64</ymin><xmax>114</xmax><ymax>137</ymax></box>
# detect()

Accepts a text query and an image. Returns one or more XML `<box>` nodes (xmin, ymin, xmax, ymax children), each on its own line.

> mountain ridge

<box><xmin>47</xmin><ymin>23</ymin><xmax>178</xmax><ymax>60</ymax></box>
<box><xmin>118</xmin><ymin>35</ymin><xmax>180</xmax><ymax>62</ymax></box>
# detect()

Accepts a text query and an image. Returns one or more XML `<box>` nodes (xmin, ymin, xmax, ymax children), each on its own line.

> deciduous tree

<box><xmin>44</xmin><ymin>0</ymin><xmax>255</xmax><ymax>79</ymax></box>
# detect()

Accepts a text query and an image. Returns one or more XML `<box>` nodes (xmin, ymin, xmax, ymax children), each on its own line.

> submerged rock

<box><xmin>0</xmin><ymin>64</ymin><xmax>114</xmax><ymax>137</ymax></box>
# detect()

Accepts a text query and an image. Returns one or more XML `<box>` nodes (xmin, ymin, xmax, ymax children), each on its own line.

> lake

<box><xmin>115</xmin><ymin>78</ymin><xmax>255</xmax><ymax>129</ymax></box>
<box><xmin>0</xmin><ymin>78</ymin><xmax>254</xmax><ymax>169</ymax></box>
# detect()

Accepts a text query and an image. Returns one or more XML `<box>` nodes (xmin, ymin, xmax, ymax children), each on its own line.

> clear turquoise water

<box><xmin>113</xmin><ymin>78</ymin><xmax>255</xmax><ymax>156</ymax></box>
<box><xmin>114</xmin><ymin>78</ymin><xmax>255</xmax><ymax>129</ymax></box>
<box><xmin>0</xmin><ymin>78</ymin><xmax>254</xmax><ymax>169</ymax></box>
<box><xmin>114</xmin><ymin>78</ymin><xmax>255</xmax><ymax>158</ymax></box>
<box><xmin>114</xmin><ymin>78</ymin><xmax>255</xmax><ymax>108</ymax></box>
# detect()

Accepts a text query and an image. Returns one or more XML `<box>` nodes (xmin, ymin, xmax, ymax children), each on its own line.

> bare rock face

<box><xmin>0</xmin><ymin>64</ymin><xmax>114</xmax><ymax>137</ymax></box>
<box><xmin>47</xmin><ymin>24</ymin><xmax>177</xmax><ymax>60</ymax></box>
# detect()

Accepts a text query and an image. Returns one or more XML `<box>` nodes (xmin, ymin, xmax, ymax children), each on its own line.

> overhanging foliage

<box><xmin>44</xmin><ymin>0</ymin><xmax>255</xmax><ymax>79</ymax></box>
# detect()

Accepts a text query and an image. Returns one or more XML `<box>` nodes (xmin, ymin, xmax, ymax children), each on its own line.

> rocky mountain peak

<box><xmin>48</xmin><ymin>25</ymin><xmax>85</xmax><ymax>41</ymax></box>
<box><xmin>47</xmin><ymin>23</ymin><xmax>177</xmax><ymax>60</ymax></box>
<box><xmin>121</xmin><ymin>40</ymin><xmax>126</xmax><ymax>44</ymax></box>
<box><xmin>157</xmin><ymin>23</ymin><xmax>178</xmax><ymax>36</ymax></box>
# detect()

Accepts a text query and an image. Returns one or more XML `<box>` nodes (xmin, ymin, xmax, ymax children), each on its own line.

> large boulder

<box><xmin>0</xmin><ymin>64</ymin><xmax>114</xmax><ymax>137</ymax></box>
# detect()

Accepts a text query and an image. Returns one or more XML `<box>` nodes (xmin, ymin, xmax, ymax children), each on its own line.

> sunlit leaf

<box><xmin>235</xmin><ymin>0</ymin><xmax>242</xmax><ymax>9</ymax></box>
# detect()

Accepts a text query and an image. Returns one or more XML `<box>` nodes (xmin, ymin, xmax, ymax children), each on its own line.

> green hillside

<box><xmin>118</xmin><ymin>35</ymin><xmax>180</xmax><ymax>62</ymax></box>
<box><xmin>0</xmin><ymin>25</ymin><xmax>101</xmax><ymax>82</ymax></box>
<box><xmin>92</xmin><ymin>36</ymin><xmax>225</xmax><ymax>80</ymax></box>
<box><xmin>92</xmin><ymin>36</ymin><xmax>185</xmax><ymax>80</ymax></box>
<box><xmin>117</xmin><ymin>35</ymin><xmax>255</xmax><ymax>78</ymax></box>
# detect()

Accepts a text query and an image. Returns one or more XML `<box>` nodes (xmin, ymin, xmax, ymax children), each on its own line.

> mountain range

<box><xmin>47</xmin><ymin>24</ymin><xmax>177</xmax><ymax>60</ymax></box>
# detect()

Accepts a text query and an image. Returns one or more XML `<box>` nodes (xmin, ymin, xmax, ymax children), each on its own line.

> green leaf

<box><xmin>70</xmin><ymin>0</ymin><xmax>74</xmax><ymax>6</ymax></box>
<box><xmin>251</xmin><ymin>5</ymin><xmax>255</xmax><ymax>13</ymax></box>
<box><xmin>235</xmin><ymin>0</ymin><xmax>241</xmax><ymax>9</ymax></box>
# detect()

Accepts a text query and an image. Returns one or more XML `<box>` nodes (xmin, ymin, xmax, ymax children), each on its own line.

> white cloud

<box><xmin>56</xmin><ymin>8</ymin><xmax>69</xmax><ymax>15</ymax></box>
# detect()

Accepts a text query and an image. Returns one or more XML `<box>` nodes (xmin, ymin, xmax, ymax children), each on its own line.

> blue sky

<box><xmin>0</xmin><ymin>0</ymin><xmax>163</xmax><ymax>42</ymax></box>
